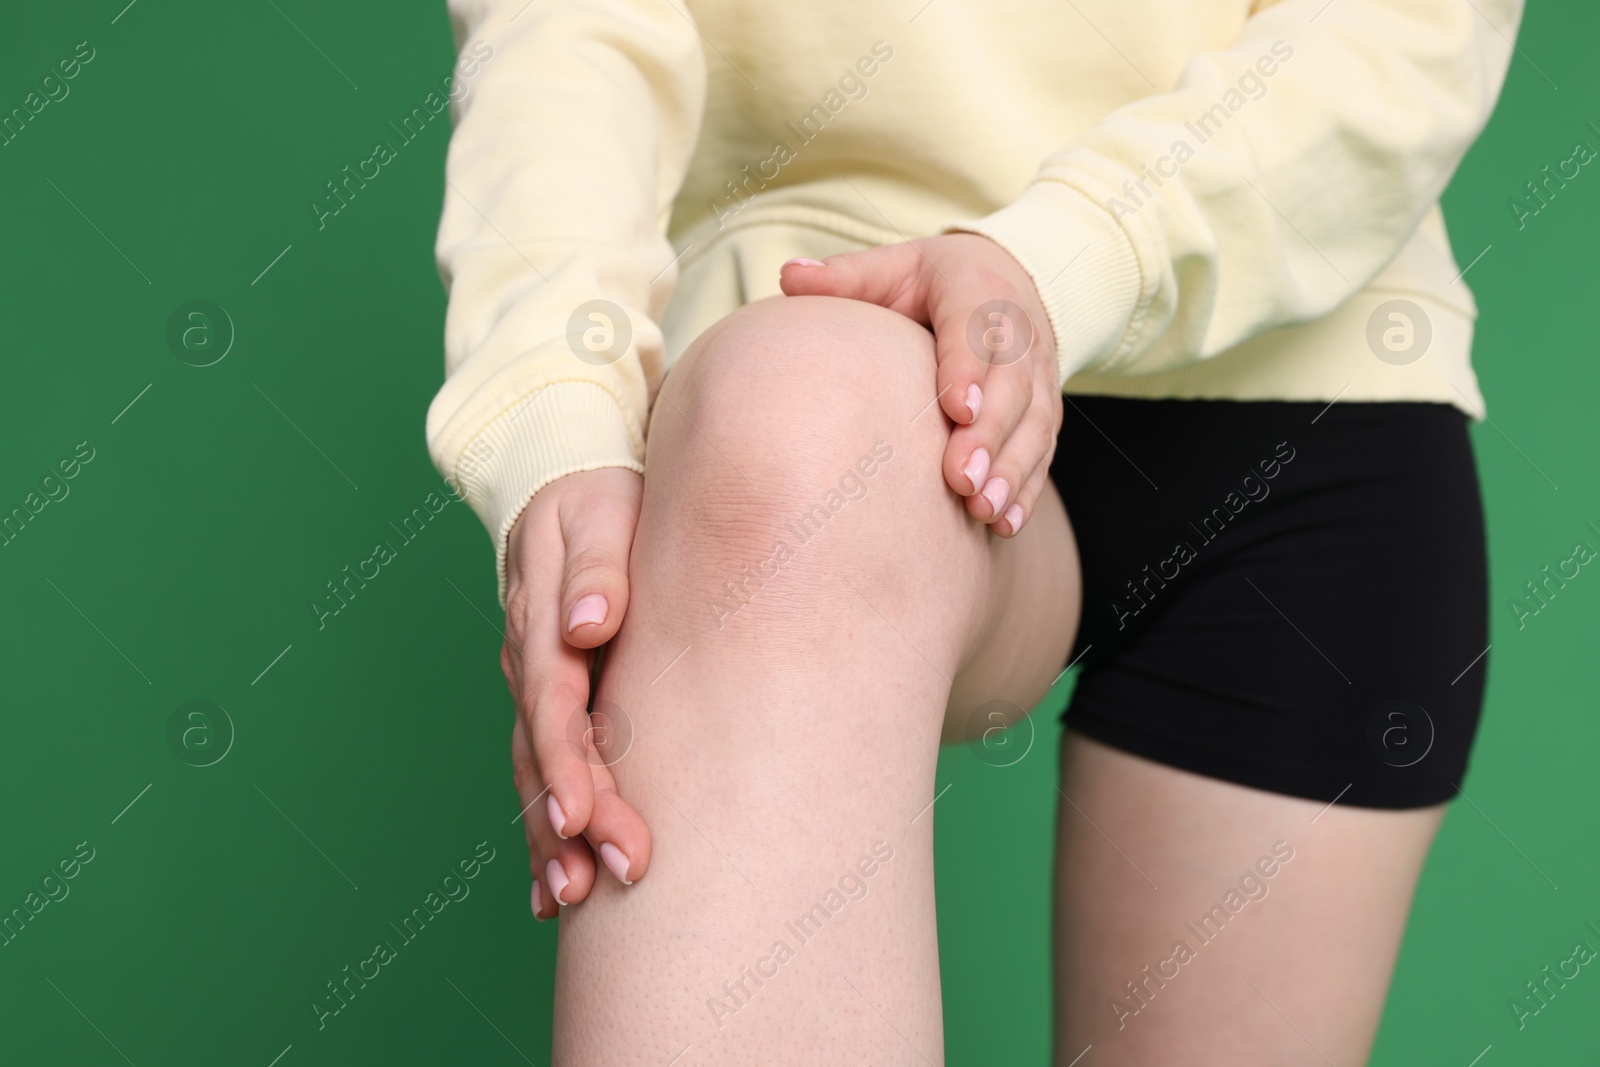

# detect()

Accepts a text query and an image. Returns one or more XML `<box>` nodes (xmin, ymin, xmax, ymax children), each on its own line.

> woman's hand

<box><xmin>780</xmin><ymin>234</ymin><xmax>1063</xmax><ymax>536</ymax></box>
<box><xmin>502</xmin><ymin>466</ymin><xmax>652</xmax><ymax>920</ymax></box>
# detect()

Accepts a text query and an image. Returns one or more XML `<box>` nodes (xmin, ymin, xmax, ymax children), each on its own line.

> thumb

<box><xmin>778</xmin><ymin>243</ymin><xmax>932</xmax><ymax>322</ymax></box>
<box><xmin>557</xmin><ymin>470</ymin><xmax>642</xmax><ymax>650</ymax></box>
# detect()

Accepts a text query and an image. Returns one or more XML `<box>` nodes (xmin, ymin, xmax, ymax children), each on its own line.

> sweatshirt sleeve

<box><xmin>944</xmin><ymin>0</ymin><xmax>1522</xmax><ymax>388</ymax></box>
<box><xmin>427</xmin><ymin>0</ymin><xmax>706</xmax><ymax>604</ymax></box>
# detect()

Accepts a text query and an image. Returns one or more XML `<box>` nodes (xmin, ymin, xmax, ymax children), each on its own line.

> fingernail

<box><xmin>782</xmin><ymin>257</ymin><xmax>826</xmax><ymax>269</ymax></box>
<box><xmin>531</xmin><ymin>880</ymin><xmax>545</xmax><ymax>919</ymax></box>
<box><xmin>599</xmin><ymin>842</ymin><xmax>633</xmax><ymax>885</ymax></box>
<box><xmin>965</xmin><ymin>384</ymin><xmax>982</xmax><ymax>422</ymax></box>
<box><xmin>567</xmin><ymin>593</ymin><xmax>608</xmax><ymax>632</ymax></box>
<box><xmin>981</xmin><ymin>477</ymin><xmax>1010</xmax><ymax>518</ymax></box>
<box><xmin>546</xmin><ymin>859</ymin><xmax>571</xmax><ymax>905</ymax></box>
<box><xmin>547</xmin><ymin>794</ymin><xmax>568</xmax><ymax>839</ymax></box>
<box><xmin>1003</xmin><ymin>503</ymin><xmax>1025</xmax><ymax>533</ymax></box>
<box><xmin>961</xmin><ymin>448</ymin><xmax>990</xmax><ymax>495</ymax></box>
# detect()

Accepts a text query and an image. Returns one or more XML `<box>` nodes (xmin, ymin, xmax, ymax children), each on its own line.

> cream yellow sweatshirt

<box><xmin>429</xmin><ymin>0</ymin><xmax>1521</xmax><ymax>601</ymax></box>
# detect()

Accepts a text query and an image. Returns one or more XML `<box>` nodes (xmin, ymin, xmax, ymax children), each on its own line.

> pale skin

<box><xmin>498</xmin><ymin>235</ymin><xmax>1446</xmax><ymax>1064</ymax></box>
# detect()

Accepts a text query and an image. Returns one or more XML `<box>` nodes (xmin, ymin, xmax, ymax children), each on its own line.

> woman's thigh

<box><xmin>1053</xmin><ymin>734</ymin><xmax>1443</xmax><ymax>1066</ymax></box>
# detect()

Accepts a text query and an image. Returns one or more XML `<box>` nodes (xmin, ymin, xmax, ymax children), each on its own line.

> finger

<box><xmin>516</xmin><ymin>715</ymin><xmax>601</xmax><ymax>914</ymax></box>
<box><xmin>506</xmin><ymin>512</ymin><xmax>599</xmax><ymax>855</ymax></box>
<box><xmin>941</xmin><ymin>357</ymin><xmax>1031</xmax><ymax>502</ymax></box>
<box><xmin>541</xmin><ymin>830</ymin><xmax>598</xmax><ymax>911</ymax></box>
<box><xmin>994</xmin><ymin>455</ymin><xmax>1052</xmax><ymax>538</ymax></box>
<box><xmin>510</xmin><ymin>716</ymin><xmax>556</xmax><ymax>921</ymax></box>
<box><xmin>511</xmin><ymin>713</ymin><xmax>543</xmax><ymax>867</ymax></box>
<box><xmin>777</xmin><ymin>244</ymin><xmax>932</xmax><ymax>323</ymax></box>
<box><xmin>967</xmin><ymin>397</ymin><xmax>1056</xmax><ymax>525</ymax></box>
<box><xmin>929</xmin><ymin>280</ymin><xmax>1045</xmax><ymax>430</ymax></box>
<box><xmin>558</xmin><ymin>469</ymin><xmax>642</xmax><ymax>650</ymax></box>
<box><xmin>526</xmin><ymin>669</ymin><xmax>599</xmax><ymax>849</ymax></box>
<box><xmin>579</xmin><ymin>730</ymin><xmax>653</xmax><ymax>886</ymax></box>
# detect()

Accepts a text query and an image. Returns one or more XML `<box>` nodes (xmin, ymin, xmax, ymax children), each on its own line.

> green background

<box><xmin>2</xmin><ymin>2</ymin><xmax>1596</xmax><ymax>1064</ymax></box>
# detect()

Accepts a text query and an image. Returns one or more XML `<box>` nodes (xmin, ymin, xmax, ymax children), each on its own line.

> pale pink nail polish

<box><xmin>531</xmin><ymin>880</ymin><xmax>545</xmax><ymax>918</ymax></box>
<box><xmin>567</xmin><ymin>593</ymin><xmax>607</xmax><ymax>632</ymax></box>
<box><xmin>782</xmin><ymin>257</ymin><xmax>826</xmax><ymax>269</ymax></box>
<box><xmin>600</xmin><ymin>842</ymin><xmax>633</xmax><ymax>885</ymax></box>
<box><xmin>982</xmin><ymin>477</ymin><xmax>1010</xmax><ymax>518</ymax></box>
<box><xmin>965</xmin><ymin>384</ymin><xmax>982</xmax><ymax>422</ymax></box>
<box><xmin>546</xmin><ymin>859</ymin><xmax>572</xmax><ymax>905</ymax></box>
<box><xmin>961</xmin><ymin>448</ymin><xmax>990</xmax><ymax>495</ymax></box>
<box><xmin>547</xmin><ymin>794</ymin><xmax>568</xmax><ymax>839</ymax></box>
<box><xmin>1004</xmin><ymin>503</ymin><xmax>1025</xmax><ymax>532</ymax></box>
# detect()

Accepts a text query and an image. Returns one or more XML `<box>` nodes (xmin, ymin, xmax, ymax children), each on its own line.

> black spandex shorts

<box><xmin>1049</xmin><ymin>397</ymin><xmax>1489</xmax><ymax>810</ymax></box>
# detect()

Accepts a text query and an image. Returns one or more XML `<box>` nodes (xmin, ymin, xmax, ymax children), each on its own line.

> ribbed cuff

<box><xmin>944</xmin><ymin>180</ymin><xmax>1145</xmax><ymax>387</ymax></box>
<box><xmin>451</xmin><ymin>380</ymin><xmax>645</xmax><ymax>608</ymax></box>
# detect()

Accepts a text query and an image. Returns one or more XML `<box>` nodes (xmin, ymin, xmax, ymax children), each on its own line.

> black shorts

<box><xmin>1050</xmin><ymin>397</ymin><xmax>1489</xmax><ymax>810</ymax></box>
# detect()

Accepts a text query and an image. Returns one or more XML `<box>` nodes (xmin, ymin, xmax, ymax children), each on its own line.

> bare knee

<box><xmin>655</xmin><ymin>295</ymin><xmax>938</xmax><ymax>478</ymax></box>
<box><xmin>637</xmin><ymin>296</ymin><xmax>987</xmax><ymax>653</ymax></box>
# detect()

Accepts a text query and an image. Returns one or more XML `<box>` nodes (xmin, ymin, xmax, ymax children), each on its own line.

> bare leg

<box><xmin>1054</xmin><ymin>732</ymin><xmax>1444</xmax><ymax>1066</ymax></box>
<box><xmin>552</xmin><ymin>295</ymin><xmax>1080</xmax><ymax>1065</ymax></box>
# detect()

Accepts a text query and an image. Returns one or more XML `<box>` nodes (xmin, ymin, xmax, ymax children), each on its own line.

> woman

<box><xmin>428</xmin><ymin>0</ymin><xmax>1518</xmax><ymax>1061</ymax></box>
